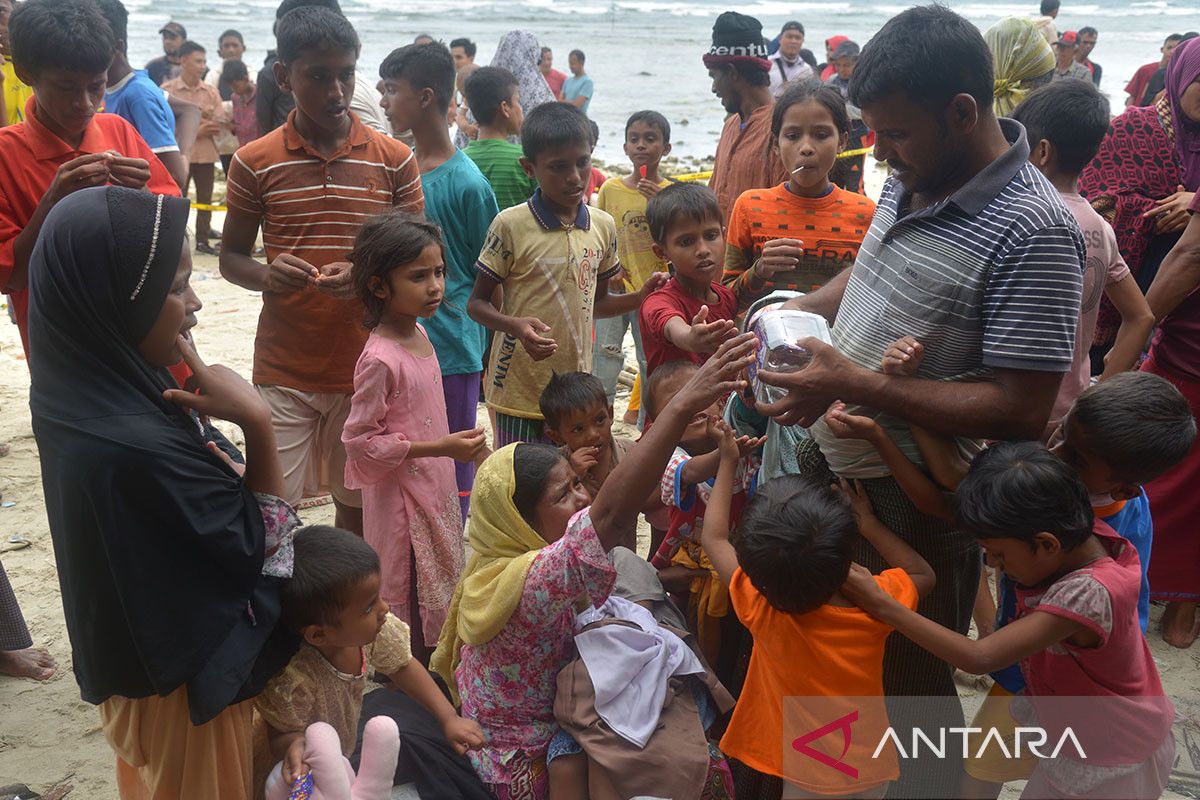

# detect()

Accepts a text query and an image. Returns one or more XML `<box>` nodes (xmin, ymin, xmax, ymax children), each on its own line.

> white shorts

<box><xmin>256</xmin><ymin>385</ymin><xmax>361</xmax><ymax>508</ymax></box>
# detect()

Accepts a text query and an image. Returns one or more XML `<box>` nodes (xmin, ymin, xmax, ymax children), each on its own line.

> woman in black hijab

<box><xmin>27</xmin><ymin>186</ymin><xmax>297</xmax><ymax>799</ymax></box>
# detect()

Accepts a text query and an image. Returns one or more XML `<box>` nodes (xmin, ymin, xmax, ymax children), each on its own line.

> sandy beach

<box><xmin>2</xmin><ymin>179</ymin><xmax>1199</xmax><ymax>797</ymax></box>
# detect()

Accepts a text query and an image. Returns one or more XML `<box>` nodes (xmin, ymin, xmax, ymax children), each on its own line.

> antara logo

<box><xmin>792</xmin><ymin>712</ymin><xmax>1087</xmax><ymax>776</ymax></box>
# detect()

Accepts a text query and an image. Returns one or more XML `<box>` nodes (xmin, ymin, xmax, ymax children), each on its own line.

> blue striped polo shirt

<box><xmin>811</xmin><ymin>119</ymin><xmax>1085</xmax><ymax>478</ymax></box>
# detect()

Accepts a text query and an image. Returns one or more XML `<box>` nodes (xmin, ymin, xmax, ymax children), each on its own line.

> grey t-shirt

<box><xmin>809</xmin><ymin>119</ymin><xmax>1085</xmax><ymax>478</ymax></box>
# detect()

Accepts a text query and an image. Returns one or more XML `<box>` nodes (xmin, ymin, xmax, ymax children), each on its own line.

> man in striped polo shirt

<box><xmin>758</xmin><ymin>6</ymin><xmax>1084</xmax><ymax>795</ymax></box>
<box><xmin>220</xmin><ymin>6</ymin><xmax>423</xmax><ymax>534</ymax></box>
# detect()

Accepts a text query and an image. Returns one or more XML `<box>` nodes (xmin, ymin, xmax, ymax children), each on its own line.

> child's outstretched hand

<box><xmin>824</xmin><ymin>400</ymin><xmax>881</xmax><ymax>442</ymax></box>
<box><xmin>514</xmin><ymin>317</ymin><xmax>557</xmax><ymax>361</ymax></box>
<box><xmin>834</xmin><ymin>476</ymin><xmax>877</xmax><ymax>523</ymax></box>
<box><xmin>282</xmin><ymin>735</ymin><xmax>309</xmax><ymax>785</ymax></box>
<box><xmin>683</xmin><ymin>305</ymin><xmax>737</xmax><ymax>354</ymax></box>
<box><xmin>637</xmin><ymin>271</ymin><xmax>670</xmax><ymax>302</ymax></box>
<box><xmin>442</xmin><ymin>715</ymin><xmax>485</xmax><ymax>756</ymax></box>
<box><xmin>440</xmin><ymin>428</ymin><xmax>488</xmax><ymax>462</ymax></box>
<box><xmin>569</xmin><ymin>445</ymin><xmax>601</xmax><ymax>478</ymax></box>
<box><xmin>708</xmin><ymin>415</ymin><xmax>766</xmax><ymax>461</ymax></box>
<box><xmin>671</xmin><ymin>333</ymin><xmax>757</xmax><ymax>417</ymax></box>
<box><xmin>882</xmin><ymin>336</ymin><xmax>924</xmax><ymax>376</ymax></box>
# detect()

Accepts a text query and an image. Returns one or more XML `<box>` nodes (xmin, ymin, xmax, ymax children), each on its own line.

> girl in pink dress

<box><xmin>343</xmin><ymin>213</ymin><xmax>487</xmax><ymax>662</ymax></box>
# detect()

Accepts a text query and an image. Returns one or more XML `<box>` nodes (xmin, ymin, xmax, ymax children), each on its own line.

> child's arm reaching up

<box><xmin>842</xmin><ymin>564</ymin><xmax>1095</xmax><ymax>674</ymax></box>
<box><xmin>591</xmin><ymin>333</ymin><xmax>758</xmax><ymax>551</ymax></box>
<box><xmin>837</xmin><ymin>479</ymin><xmax>935</xmax><ymax>598</ymax></box>
<box><xmin>386</xmin><ymin>660</ymin><xmax>484</xmax><ymax>756</ymax></box>
<box><xmin>699</xmin><ymin>418</ymin><xmax>744</xmax><ymax>588</ymax></box>
<box><xmin>824</xmin><ymin>401</ymin><xmax>954</xmax><ymax>522</ymax></box>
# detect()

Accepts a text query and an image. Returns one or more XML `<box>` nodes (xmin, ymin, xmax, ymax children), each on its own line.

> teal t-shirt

<box><xmin>464</xmin><ymin>138</ymin><xmax>538</xmax><ymax>210</ymax></box>
<box><xmin>420</xmin><ymin>150</ymin><xmax>500</xmax><ymax>376</ymax></box>
<box><xmin>563</xmin><ymin>74</ymin><xmax>594</xmax><ymax>114</ymax></box>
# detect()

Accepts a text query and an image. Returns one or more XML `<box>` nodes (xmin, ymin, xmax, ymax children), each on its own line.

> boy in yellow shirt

<box><xmin>594</xmin><ymin>110</ymin><xmax>673</xmax><ymax>424</ymax></box>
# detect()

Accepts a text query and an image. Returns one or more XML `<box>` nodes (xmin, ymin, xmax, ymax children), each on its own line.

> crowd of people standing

<box><xmin>0</xmin><ymin>0</ymin><xmax>1199</xmax><ymax>799</ymax></box>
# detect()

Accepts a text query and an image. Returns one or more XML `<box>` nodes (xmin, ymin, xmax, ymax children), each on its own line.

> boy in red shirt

<box><xmin>0</xmin><ymin>0</ymin><xmax>178</xmax><ymax>358</ymax></box>
<box><xmin>638</xmin><ymin>182</ymin><xmax>739</xmax><ymax>378</ymax></box>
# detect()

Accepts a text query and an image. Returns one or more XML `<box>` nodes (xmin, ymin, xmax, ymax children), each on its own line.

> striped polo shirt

<box><xmin>810</xmin><ymin>119</ymin><xmax>1085</xmax><ymax>478</ymax></box>
<box><xmin>226</xmin><ymin>111</ymin><xmax>423</xmax><ymax>394</ymax></box>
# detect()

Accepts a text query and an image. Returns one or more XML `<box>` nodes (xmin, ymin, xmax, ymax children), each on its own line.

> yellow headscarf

<box><xmin>430</xmin><ymin>444</ymin><xmax>548</xmax><ymax>702</ymax></box>
<box><xmin>985</xmin><ymin>18</ymin><xmax>1056</xmax><ymax>117</ymax></box>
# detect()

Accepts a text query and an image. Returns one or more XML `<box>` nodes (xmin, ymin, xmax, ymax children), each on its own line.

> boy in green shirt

<box><xmin>462</xmin><ymin>66</ymin><xmax>537</xmax><ymax>209</ymax></box>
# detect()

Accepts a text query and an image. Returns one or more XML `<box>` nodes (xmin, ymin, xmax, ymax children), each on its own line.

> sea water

<box><xmin>122</xmin><ymin>0</ymin><xmax>1200</xmax><ymax>165</ymax></box>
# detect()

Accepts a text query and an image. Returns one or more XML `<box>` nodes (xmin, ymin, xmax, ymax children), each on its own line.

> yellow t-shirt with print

<box><xmin>597</xmin><ymin>176</ymin><xmax>670</xmax><ymax>292</ymax></box>
<box><xmin>2</xmin><ymin>60</ymin><xmax>35</xmax><ymax>126</ymax></box>
<box><xmin>477</xmin><ymin>194</ymin><xmax>621</xmax><ymax>419</ymax></box>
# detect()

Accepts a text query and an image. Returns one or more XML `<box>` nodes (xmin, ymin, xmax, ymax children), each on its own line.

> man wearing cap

<box><xmin>767</xmin><ymin>21</ymin><xmax>815</xmax><ymax>98</ymax></box>
<box><xmin>146</xmin><ymin>21</ymin><xmax>185</xmax><ymax>86</ymax></box>
<box><xmin>1052</xmin><ymin>31</ymin><xmax>1093</xmax><ymax>82</ymax></box>
<box><xmin>705</xmin><ymin>11</ymin><xmax>787</xmax><ymax>224</ymax></box>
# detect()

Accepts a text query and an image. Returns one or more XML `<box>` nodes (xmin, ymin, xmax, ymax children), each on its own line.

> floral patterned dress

<box><xmin>342</xmin><ymin>329</ymin><xmax>464</xmax><ymax>646</ymax></box>
<box><xmin>456</xmin><ymin>508</ymin><xmax>616</xmax><ymax>798</ymax></box>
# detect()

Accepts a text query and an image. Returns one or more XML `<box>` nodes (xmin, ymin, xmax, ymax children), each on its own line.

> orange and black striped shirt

<box><xmin>723</xmin><ymin>183</ymin><xmax>874</xmax><ymax>308</ymax></box>
<box><xmin>226</xmin><ymin>111</ymin><xmax>423</xmax><ymax>393</ymax></box>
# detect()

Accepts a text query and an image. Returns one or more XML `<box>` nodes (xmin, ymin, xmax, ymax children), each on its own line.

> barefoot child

<box><xmin>702</xmin><ymin>420</ymin><xmax>934</xmax><ymax>798</ymax></box>
<box><xmin>723</xmin><ymin>81</ymin><xmax>875</xmax><ymax>309</ymax></box>
<box><xmin>845</xmin><ymin>442</ymin><xmax>1177</xmax><ymax>800</ymax></box>
<box><xmin>341</xmin><ymin>213</ymin><xmax>486</xmax><ymax>663</ymax></box>
<box><xmin>431</xmin><ymin>333</ymin><xmax>757</xmax><ymax>800</ymax></box>
<box><xmin>259</xmin><ymin>525</ymin><xmax>484</xmax><ymax>792</ymax></box>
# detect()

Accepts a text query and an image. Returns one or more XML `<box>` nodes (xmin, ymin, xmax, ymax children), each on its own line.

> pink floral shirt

<box><xmin>456</xmin><ymin>508</ymin><xmax>616</xmax><ymax>786</ymax></box>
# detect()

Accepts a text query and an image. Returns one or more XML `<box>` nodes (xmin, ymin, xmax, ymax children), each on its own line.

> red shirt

<box><xmin>0</xmin><ymin>97</ymin><xmax>180</xmax><ymax>357</ymax></box>
<box><xmin>1125</xmin><ymin>62</ymin><xmax>1158</xmax><ymax>105</ymax></box>
<box><xmin>543</xmin><ymin>69</ymin><xmax>567</xmax><ymax>98</ymax></box>
<box><xmin>638</xmin><ymin>276</ymin><xmax>738</xmax><ymax>378</ymax></box>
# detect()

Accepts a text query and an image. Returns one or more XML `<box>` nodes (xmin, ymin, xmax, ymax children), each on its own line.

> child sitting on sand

<box><xmin>258</xmin><ymin>525</ymin><xmax>483</xmax><ymax>792</ymax></box>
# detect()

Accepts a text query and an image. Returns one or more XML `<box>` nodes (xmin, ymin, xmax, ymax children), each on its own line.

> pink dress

<box><xmin>457</xmin><ymin>508</ymin><xmax>616</xmax><ymax>796</ymax></box>
<box><xmin>342</xmin><ymin>328</ymin><xmax>464</xmax><ymax>645</ymax></box>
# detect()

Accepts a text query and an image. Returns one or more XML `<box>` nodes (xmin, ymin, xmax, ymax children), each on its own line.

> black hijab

<box><xmin>28</xmin><ymin>187</ymin><xmax>294</xmax><ymax>724</ymax></box>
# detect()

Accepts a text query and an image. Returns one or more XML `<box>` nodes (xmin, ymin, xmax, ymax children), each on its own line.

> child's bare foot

<box><xmin>1161</xmin><ymin>601</ymin><xmax>1198</xmax><ymax>649</ymax></box>
<box><xmin>882</xmin><ymin>336</ymin><xmax>924</xmax><ymax>376</ymax></box>
<box><xmin>824</xmin><ymin>401</ymin><xmax>881</xmax><ymax>441</ymax></box>
<box><xmin>0</xmin><ymin>646</ymin><xmax>57</xmax><ymax>680</ymax></box>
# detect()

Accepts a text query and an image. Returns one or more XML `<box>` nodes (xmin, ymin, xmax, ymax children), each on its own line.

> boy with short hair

<box><xmin>0</xmin><ymin>0</ymin><xmax>178</xmax><ymax>358</ymax></box>
<box><xmin>94</xmin><ymin>0</ymin><xmax>188</xmax><ymax>193</ymax></box>
<box><xmin>377</xmin><ymin>41</ymin><xmax>500</xmax><ymax>521</ymax></box>
<box><xmin>221</xmin><ymin>6</ymin><xmax>423</xmax><ymax>535</ymax></box>
<box><xmin>639</xmin><ymin>182</ymin><xmax>739</xmax><ymax>379</ymax></box>
<box><xmin>540</xmin><ymin>371</ymin><xmax>635</xmax><ymax>500</ymax></box>
<box><xmin>1010</xmin><ymin>81</ymin><xmax>1155</xmax><ymax>427</ymax></box>
<box><xmin>462</xmin><ymin>66</ymin><xmax>537</xmax><ymax>209</ymax></box>
<box><xmin>258</xmin><ymin>525</ymin><xmax>483</xmax><ymax>790</ymax></box>
<box><xmin>223</xmin><ymin>60</ymin><xmax>259</xmax><ymax>147</ymax></box>
<box><xmin>593</xmin><ymin>110</ymin><xmax>672</xmax><ymax>407</ymax></box>
<box><xmin>163</xmin><ymin>40</ymin><xmax>226</xmax><ymax>254</ymax></box>
<box><xmin>703</xmin><ymin>422</ymin><xmax>933</xmax><ymax>797</ymax></box>
<box><xmin>467</xmin><ymin>102</ymin><xmax>660</xmax><ymax>447</ymax></box>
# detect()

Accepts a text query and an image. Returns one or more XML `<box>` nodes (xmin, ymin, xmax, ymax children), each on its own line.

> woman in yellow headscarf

<box><xmin>985</xmin><ymin>18</ymin><xmax>1056</xmax><ymax>117</ymax></box>
<box><xmin>431</xmin><ymin>336</ymin><xmax>754</xmax><ymax>800</ymax></box>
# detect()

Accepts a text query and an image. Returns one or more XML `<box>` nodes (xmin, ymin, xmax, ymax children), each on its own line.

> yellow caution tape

<box><xmin>191</xmin><ymin>203</ymin><xmax>228</xmax><ymax>212</ymax></box>
<box><xmin>671</xmin><ymin>146</ymin><xmax>874</xmax><ymax>184</ymax></box>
